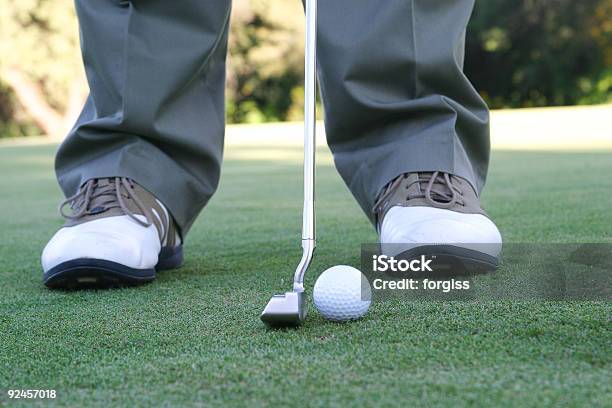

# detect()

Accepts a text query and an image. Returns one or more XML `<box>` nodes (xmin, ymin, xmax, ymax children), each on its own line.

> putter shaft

<box><xmin>294</xmin><ymin>0</ymin><xmax>317</xmax><ymax>292</ymax></box>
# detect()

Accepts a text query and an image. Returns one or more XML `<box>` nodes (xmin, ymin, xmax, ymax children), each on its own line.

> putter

<box><xmin>260</xmin><ymin>0</ymin><xmax>317</xmax><ymax>328</ymax></box>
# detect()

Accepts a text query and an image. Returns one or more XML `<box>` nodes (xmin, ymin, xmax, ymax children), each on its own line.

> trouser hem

<box><xmin>331</xmin><ymin>120</ymin><xmax>480</xmax><ymax>225</ymax></box>
<box><xmin>56</xmin><ymin>139</ymin><xmax>215</xmax><ymax>235</ymax></box>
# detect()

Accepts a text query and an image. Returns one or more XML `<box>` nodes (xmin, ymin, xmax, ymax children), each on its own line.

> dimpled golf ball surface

<box><xmin>313</xmin><ymin>265</ymin><xmax>372</xmax><ymax>322</ymax></box>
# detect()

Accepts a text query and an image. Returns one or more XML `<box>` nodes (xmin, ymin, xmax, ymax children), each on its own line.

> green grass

<box><xmin>0</xmin><ymin>143</ymin><xmax>610</xmax><ymax>407</ymax></box>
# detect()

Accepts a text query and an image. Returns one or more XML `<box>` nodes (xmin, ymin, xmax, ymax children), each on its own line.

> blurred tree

<box><xmin>0</xmin><ymin>0</ymin><xmax>86</xmax><ymax>138</ymax></box>
<box><xmin>227</xmin><ymin>0</ymin><xmax>304</xmax><ymax>123</ymax></box>
<box><xmin>466</xmin><ymin>0</ymin><xmax>612</xmax><ymax>108</ymax></box>
<box><xmin>0</xmin><ymin>81</ymin><xmax>39</xmax><ymax>138</ymax></box>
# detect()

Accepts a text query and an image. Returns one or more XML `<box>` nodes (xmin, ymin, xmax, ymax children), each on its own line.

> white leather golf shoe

<box><xmin>42</xmin><ymin>177</ymin><xmax>182</xmax><ymax>288</ymax></box>
<box><xmin>374</xmin><ymin>172</ymin><xmax>502</xmax><ymax>270</ymax></box>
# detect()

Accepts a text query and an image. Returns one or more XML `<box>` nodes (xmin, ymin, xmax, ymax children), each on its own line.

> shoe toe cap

<box><xmin>380</xmin><ymin>206</ymin><xmax>502</xmax><ymax>257</ymax></box>
<box><xmin>42</xmin><ymin>217</ymin><xmax>160</xmax><ymax>272</ymax></box>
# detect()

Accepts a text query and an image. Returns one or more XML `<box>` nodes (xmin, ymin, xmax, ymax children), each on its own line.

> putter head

<box><xmin>260</xmin><ymin>290</ymin><xmax>307</xmax><ymax>328</ymax></box>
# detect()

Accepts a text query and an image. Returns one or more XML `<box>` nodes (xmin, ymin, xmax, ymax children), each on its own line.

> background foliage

<box><xmin>0</xmin><ymin>0</ymin><xmax>610</xmax><ymax>138</ymax></box>
<box><xmin>466</xmin><ymin>0</ymin><xmax>612</xmax><ymax>108</ymax></box>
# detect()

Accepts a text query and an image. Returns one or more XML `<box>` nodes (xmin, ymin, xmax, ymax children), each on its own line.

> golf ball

<box><xmin>313</xmin><ymin>265</ymin><xmax>372</xmax><ymax>322</ymax></box>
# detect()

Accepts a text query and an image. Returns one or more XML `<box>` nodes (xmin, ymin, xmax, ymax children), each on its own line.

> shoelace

<box><xmin>59</xmin><ymin>177</ymin><xmax>154</xmax><ymax>229</ymax></box>
<box><xmin>373</xmin><ymin>171</ymin><xmax>465</xmax><ymax>214</ymax></box>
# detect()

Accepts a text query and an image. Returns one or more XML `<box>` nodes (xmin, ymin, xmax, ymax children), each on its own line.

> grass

<box><xmin>0</xmin><ymin>143</ymin><xmax>610</xmax><ymax>407</ymax></box>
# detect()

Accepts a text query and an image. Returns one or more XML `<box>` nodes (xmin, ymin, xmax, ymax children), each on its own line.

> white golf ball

<box><xmin>313</xmin><ymin>265</ymin><xmax>372</xmax><ymax>322</ymax></box>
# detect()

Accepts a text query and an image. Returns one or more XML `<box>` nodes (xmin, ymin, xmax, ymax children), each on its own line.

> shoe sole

<box><xmin>396</xmin><ymin>244</ymin><xmax>499</xmax><ymax>277</ymax></box>
<box><xmin>43</xmin><ymin>246</ymin><xmax>183</xmax><ymax>290</ymax></box>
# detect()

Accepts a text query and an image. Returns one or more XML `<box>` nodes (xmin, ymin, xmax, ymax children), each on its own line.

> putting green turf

<box><xmin>0</xmin><ymin>143</ymin><xmax>610</xmax><ymax>407</ymax></box>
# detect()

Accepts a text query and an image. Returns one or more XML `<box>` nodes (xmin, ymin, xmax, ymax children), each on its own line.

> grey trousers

<box><xmin>56</xmin><ymin>0</ymin><xmax>489</xmax><ymax>235</ymax></box>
